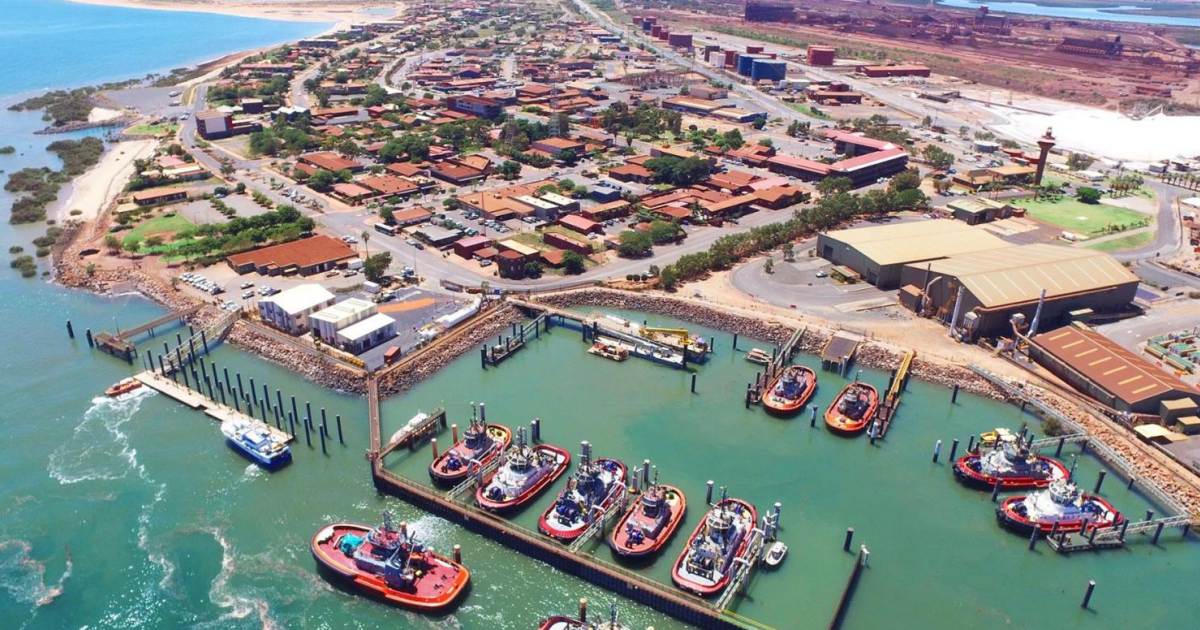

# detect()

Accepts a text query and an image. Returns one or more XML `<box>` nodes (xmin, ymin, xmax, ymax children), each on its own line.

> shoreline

<box><xmin>54</xmin><ymin>138</ymin><xmax>157</xmax><ymax>223</ymax></box>
<box><xmin>66</xmin><ymin>0</ymin><xmax>393</xmax><ymax>28</ymax></box>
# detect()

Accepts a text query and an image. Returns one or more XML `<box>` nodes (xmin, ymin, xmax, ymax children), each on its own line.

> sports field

<box><xmin>1014</xmin><ymin>197</ymin><xmax>1149</xmax><ymax>237</ymax></box>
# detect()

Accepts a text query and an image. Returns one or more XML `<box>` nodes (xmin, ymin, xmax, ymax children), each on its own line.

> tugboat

<box><xmin>587</xmin><ymin>340</ymin><xmax>629</xmax><ymax>362</ymax></box>
<box><xmin>996</xmin><ymin>478</ymin><xmax>1123</xmax><ymax>534</ymax></box>
<box><xmin>954</xmin><ymin>432</ymin><xmax>1069</xmax><ymax>490</ymax></box>
<box><xmin>105</xmin><ymin>377</ymin><xmax>142</xmax><ymax>397</ymax></box>
<box><xmin>539</xmin><ymin>601</ymin><xmax>630</xmax><ymax>630</ymax></box>
<box><xmin>824</xmin><ymin>381</ymin><xmax>879</xmax><ymax>435</ymax></box>
<box><xmin>221</xmin><ymin>418</ymin><xmax>291</xmax><ymax>470</ymax></box>
<box><xmin>609</xmin><ymin>476</ymin><xmax>687</xmax><ymax>559</ymax></box>
<box><xmin>672</xmin><ymin>495</ymin><xmax>758</xmax><ymax>597</ymax></box>
<box><xmin>760</xmin><ymin>365</ymin><xmax>817</xmax><ymax>416</ymax></box>
<box><xmin>744</xmin><ymin>348</ymin><xmax>772</xmax><ymax>365</ymax></box>
<box><xmin>310</xmin><ymin>513</ymin><xmax>469</xmax><ymax>611</ymax></box>
<box><xmin>475</xmin><ymin>427</ymin><xmax>570</xmax><ymax>512</ymax></box>
<box><xmin>539</xmin><ymin>442</ymin><xmax>627</xmax><ymax>542</ymax></box>
<box><xmin>429</xmin><ymin>404</ymin><xmax>511</xmax><ymax>485</ymax></box>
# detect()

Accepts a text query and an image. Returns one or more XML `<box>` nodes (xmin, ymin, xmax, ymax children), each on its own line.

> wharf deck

<box><xmin>136</xmin><ymin>370</ymin><xmax>294</xmax><ymax>443</ymax></box>
<box><xmin>820</xmin><ymin>333</ymin><xmax>860</xmax><ymax>375</ymax></box>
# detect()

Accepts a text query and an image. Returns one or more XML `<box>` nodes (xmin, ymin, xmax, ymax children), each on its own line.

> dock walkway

<box><xmin>135</xmin><ymin>370</ymin><xmax>293</xmax><ymax>444</ymax></box>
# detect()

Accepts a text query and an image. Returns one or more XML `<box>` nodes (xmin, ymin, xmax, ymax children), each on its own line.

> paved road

<box><xmin>1114</xmin><ymin>181</ymin><xmax>1185</xmax><ymax>262</ymax></box>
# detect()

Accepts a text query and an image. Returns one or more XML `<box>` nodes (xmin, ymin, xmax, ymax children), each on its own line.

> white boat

<box><xmin>763</xmin><ymin>541</ymin><xmax>787</xmax><ymax>568</ymax></box>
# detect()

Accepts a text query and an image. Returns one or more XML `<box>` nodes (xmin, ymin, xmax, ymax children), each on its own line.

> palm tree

<box><xmin>361</xmin><ymin>230</ymin><xmax>370</xmax><ymax>258</ymax></box>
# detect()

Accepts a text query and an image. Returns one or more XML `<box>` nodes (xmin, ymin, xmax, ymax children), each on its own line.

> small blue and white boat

<box><xmin>221</xmin><ymin>419</ymin><xmax>291</xmax><ymax>469</ymax></box>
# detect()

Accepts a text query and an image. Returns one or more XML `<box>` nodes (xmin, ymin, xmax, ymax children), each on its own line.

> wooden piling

<box><xmin>843</xmin><ymin>527</ymin><xmax>854</xmax><ymax>552</ymax></box>
<box><xmin>1094</xmin><ymin>471</ymin><xmax>1106</xmax><ymax>494</ymax></box>
<box><xmin>336</xmin><ymin>414</ymin><xmax>344</xmax><ymax>444</ymax></box>
<box><xmin>1081</xmin><ymin>580</ymin><xmax>1095</xmax><ymax>609</ymax></box>
<box><xmin>66</xmin><ymin>320</ymin><xmax>74</xmax><ymax>339</ymax></box>
<box><xmin>949</xmin><ymin>438</ymin><xmax>959</xmax><ymax>462</ymax></box>
<box><xmin>932</xmin><ymin>439</ymin><xmax>942</xmax><ymax>463</ymax></box>
<box><xmin>690</xmin><ymin>373</ymin><xmax>696</xmax><ymax>393</ymax></box>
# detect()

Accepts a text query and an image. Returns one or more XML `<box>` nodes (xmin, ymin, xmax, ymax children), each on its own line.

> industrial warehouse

<box><xmin>816</xmin><ymin>220</ymin><xmax>1007</xmax><ymax>289</ymax></box>
<box><xmin>898</xmin><ymin>243</ymin><xmax>1140</xmax><ymax>339</ymax></box>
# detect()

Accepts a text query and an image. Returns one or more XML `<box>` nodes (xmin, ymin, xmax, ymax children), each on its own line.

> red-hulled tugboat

<box><xmin>310</xmin><ymin>513</ymin><xmax>469</xmax><ymax>611</ymax></box>
<box><xmin>475</xmin><ymin>426</ymin><xmax>570</xmax><ymax>512</ymax></box>
<box><xmin>429</xmin><ymin>403</ymin><xmax>511</xmax><ymax>485</ymax></box>
<box><xmin>609</xmin><ymin>473</ymin><xmax>686</xmax><ymax>559</ymax></box>
<box><xmin>954</xmin><ymin>429</ymin><xmax>1069</xmax><ymax>490</ymax></box>
<box><xmin>539</xmin><ymin>601</ymin><xmax>630</xmax><ymax>630</ymax></box>
<box><xmin>996</xmin><ymin>478</ymin><xmax>1123</xmax><ymax>535</ymax></box>
<box><xmin>824</xmin><ymin>381</ymin><xmax>879</xmax><ymax>435</ymax></box>
<box><xmin>760</xmin><ymin>365</ymin><xmax>817</xmax><ymax>416</ymax></box>
<box><xmin>539</xmin><ymin>441</ymin><xmax>627</xmax><ymax>542</ymax></box>
<box><xmin>672</xmin><ymin>493</ymin><xmax>758</xmax><ymax>597</ymax></box>
<box><xmin>105</xmin><ymin>377</ymin><xmax>142</xmax><ymax>397</ymax></box>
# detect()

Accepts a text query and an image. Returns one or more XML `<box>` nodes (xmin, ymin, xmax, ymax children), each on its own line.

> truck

<box><xmin>363</xmin><ymin>280</ymin><xmax>381</xmax><ymax>294</ymax></box>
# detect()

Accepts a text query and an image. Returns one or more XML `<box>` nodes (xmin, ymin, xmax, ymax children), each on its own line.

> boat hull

<box><xmin>608</xmin><ymin>484</ymin><xmax>687</xmax><ymax>558</ymax></box>
<box><xmin>539</xmin><ymin>615</ymin><xmax>583</xmax><ymax>630</ymax></box>
<box><xmin>226</xmin><ymin>438</ymin><xmax>291</xmax><ymax>470</ymax></box>
<box><xmin>995</xmin><ymin>496</ymin><xmax>1123</xmax><ymax>535</ymax></box>
<box><xmin>671</xmin><ymin>498</ymin><xmax>758</xmax><ymax>597</ymax></box>
<box><xmin>105</xmin><ymin>379</ymin><xmax>141</xmax><ymax>397</ymax></box>
<box><xmin>761</xmin><ymin>366</ymin><xmax>817</xmax><ymax>416</ymax></box>
<box><xmin>539</xmin><ymin>459</ymin><xmax>629</xmax><ymax>542</ymax></box>
<box><xmin>953</xmin><ymin>454</ymin><xmax>1069</xmax><ymax>490</ymax></box>
<box><xmin>824</xmin><ymin>383</ymin><xmax>879</xmax><ymax>435</ymax></box>
<box><xmin>428</xmin><ymin>424</ymin><xmax>512</xmax><ymax>485</ymax></box>
<box><xmin>310</xmin><ymin>523</ymin><xmax>470</xmax><ymax>611</ymax></box>
<box><xmin>475</xmin><ymin>444</ymin><xmax>571</xmax><ymax>512</ymax></box>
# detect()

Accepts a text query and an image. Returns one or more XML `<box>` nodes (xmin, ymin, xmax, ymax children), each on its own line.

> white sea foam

<box><xmin>46</xmin><ymin>388</ymin><xmax>154</xmax><ymax>485</ymax></box>
<box><xmin>203</xmin><ymin>527</ymin><xmax>278</xmax><ymax>630</ymax></box>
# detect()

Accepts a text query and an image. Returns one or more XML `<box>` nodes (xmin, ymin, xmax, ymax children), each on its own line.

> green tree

<box><xmin>921</xmin><ymin>144</ymin><xmax>954</xmax><ymax>170</ymax></box>
<box><xmin>720</xmin><ymin>129</ymin><xmax>744</xmax><ymax>150</ymax></box>
<box><xmin>659</xmin><ymin>265</ymin><xmax>679</xmax><ymax>290</ymax></box>
<box><xmin>562</xmin><ymin>251</ymin><xmax>586</xmax><ymax>274</ymax></box>
<box><xmin>617</xmin><ymin>230</ymin><xmax>653</xmax><ymax>258</ymax></box>
<box><xmin>104</xmin><ymin>234</ymin><xmax>122</xmax><ymax>253</ymax></box>
<box><xmin>363</xmin><ymin>252</ymin><xmax>392</xmax><ymax>282</ymax></box>
<box><xmin>889</xmin><ymin>168</ymin><xmax>922</xmax><ymax>193</ymax></box>
<box><xmin>380</xmin><ymin>206</ymin><xmax>395</xmax><ymax>225</ymax></box>
<box><xmin>816</xmin><ymin>176</ymin><xmax>853</xmax><ymax>195</ymax></box>
<box><xmin>497</xmin><ymin>159</ymin><xmax>522</xmax><ymax>179</ymax></box>
<box><xmin>558</xmin><ymin>148</ymin><xmax>578</xmax><ymax>166</ymax></box>
<box><xmin>308</xmin><ymin>169</ymin><xmax>337</xmax><ymax>191</ymax></box>
<box><xmin>1076</xmin><ymin>186</ymin><xmax>1102</xmax><ymax>204</ymax></box>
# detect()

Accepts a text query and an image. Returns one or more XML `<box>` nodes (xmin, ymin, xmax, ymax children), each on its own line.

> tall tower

<box><xmin>1034</xmin><ymin>127</ymin><xmax>1056</xmax><ymax>185</ymax></box>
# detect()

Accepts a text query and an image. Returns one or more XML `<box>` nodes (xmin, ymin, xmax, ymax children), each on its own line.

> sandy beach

<box><xmin>67</xmin><ymin>0</ymin><xmax>393</xmax><ymax>28</ymax></box>
<box><xmin>56</xmin><ymin>138</ymin><xmax>157</xmax><ymax>223</ymax></box>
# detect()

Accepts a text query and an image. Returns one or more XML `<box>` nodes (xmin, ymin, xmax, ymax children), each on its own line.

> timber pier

<box><xmin>508</xmin><ymin>299</ymin><xmax>690</xmax><ymax>369</ymax></box>
<box><xmin>77</xmin><ymin>305</ymin><xmax>200</xmax><ymax>363</ymax></box>
<box><xmin>870</xmin><ymin>350</ymin><xmax>914</xmax><ymax>440</ymax></box>
<box><xmin>365</xmin><ymin>384</ymin><xmax>770</xmax><ymax>630</ymax></box>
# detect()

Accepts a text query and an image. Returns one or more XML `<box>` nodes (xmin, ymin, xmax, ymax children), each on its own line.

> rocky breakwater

<box><xmin>225</xmin><ymin>321</ymin><xmax>367</xmax><ymax>394</ymax></box>
<box><xmin>378</xmin><ymin>302</ymin><xmax>524</xmax><ymax>397</ymax></box>
<box><xmin>854</xmin><ymin>343</ymin><xmax>1006</xmax><ymax>400</ymax></box>
<box><xmin>534</xmin><ymin>288</ymin><xmax>802</xmax><ymax>348</ymax></box>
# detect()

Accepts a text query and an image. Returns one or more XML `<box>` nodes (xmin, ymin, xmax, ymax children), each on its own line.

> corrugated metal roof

<box><xmin>919</xmin><ymin>244</ymin><xmax>1138</xmax><ymax>308</ymax></box>
<box><xmin>824</xmin><ymin>219</ymin><xmax>1008</xmax><ymax>266</ymax></box>
<box><xmin>1034</xmin><ymin>325</ymin><xmax>1199</xmax><ymax>406</ymax></box>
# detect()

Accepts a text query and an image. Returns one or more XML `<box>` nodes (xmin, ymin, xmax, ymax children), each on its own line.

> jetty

<box><xmin>872</xmin><ymin>349</ymin><xmax>914</xmax><ymax>439</ymax></box>
<box><xmin>508</xmin><ymin>299</ymin><xmax>688</xmax><ymax>369</ymax></box>
<box><xmin>135</xmin><ymin>370</ymin><xmax>293</xmax><ymax>444</ymax></box>
<box><xmin>481</xmin><ymin>316</ymin><xmax>547</xmax><ymax>367</ymax></box>
<box><xmin>365</xmin><ymin>388</ymin><xmax>761</xmax><ymax>630</ymax></box>
<box><xmin>83</xmin><ymin>305</ymin><xmax>200</xmax><ymax>362</ymax></box>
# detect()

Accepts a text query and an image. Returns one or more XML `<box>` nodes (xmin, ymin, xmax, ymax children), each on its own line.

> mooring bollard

<box><xmin>1094</xmin><ymin>470</ymin><xmax>1106</xmax><ymax>494</ymax></box>
<box><xmin>932</xmin><ymin>439</ymin><xmax>942</xmax><ymax>463</ymax></box>
<box><xmin>843</xmin><ymin>527</ymin><xmax>854</xmax><ymax>552</ymax></box>
<box><xmin>810</xmin><ymin>406</ymin><xmax>817</xmax><ymax>427</ymax></box>
<box><xmin>431</xmin><ymin>438</ymin><xmax>439</xmax><ymax>459</ymax></box>
<box><xmin>1081</xmin><ymin>580</ymin><xmax>1096</xmax><ymax>608</ymax></box>
<box><xmin>336</xmin><ymin>414</ymin><xmax>344</xmax><ymax>444</ymax></box>
<box><xmin>452</xmin><ymin>423</ymin><xmax>459</xmax><ymax>443</ymax></box>
<box><xmin>949</xmin><ymin>438</ymin><xmax>959</xmax><ymax>462</ymax></box>
<box><xmin>706</xmin><ymin>480</ymin><xmax>714</xmax><ymax>505</ymax></box>
<box><xmin>453</xmin><ymin>544</ymin><xmax>462</xmax><ymax>564</ymax></box>
<box><xmin>690</xmin><ymin>373</ymin><xmax>697</xmax><ymax>393</ymax></box>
